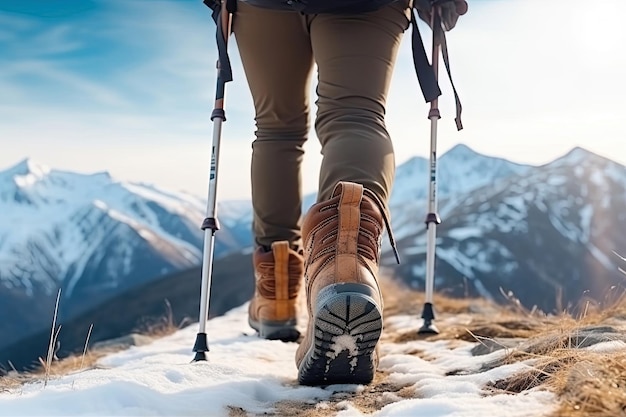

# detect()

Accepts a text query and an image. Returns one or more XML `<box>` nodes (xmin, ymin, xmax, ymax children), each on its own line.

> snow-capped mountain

<box><xmin>384</xmin><ymin>147</ymin><xmax>626</xmax><ymax>313</ymax></box>
<box><xmin>0</xmin><ymin>159</ymin><xmax>252</xmax><ymax>346</ymax></box>
<box><xmin>388</xmin><ymin>144</ymin><xmax>530</xmax><ymax>241</ymax></box>
<box><xmin>2</xmin><ymin>144</ymin><xmax>624</xmax><ymax>352</ymax></box>
<box><xmin>390</xmin><ymin>144</ymin><xmax>529</xmax><ymax>205</ymax></box>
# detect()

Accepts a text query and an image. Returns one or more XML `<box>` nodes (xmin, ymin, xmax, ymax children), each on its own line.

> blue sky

<box><xmin>1</xmin><ymin>0</ymin><xmax>625</xmax><ymax>200</ymax></box>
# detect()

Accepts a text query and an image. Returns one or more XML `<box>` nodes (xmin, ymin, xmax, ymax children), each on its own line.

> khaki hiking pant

<box><xmin>233</xmin><ymin>0</ymin><xmax>411</xmax><ymax>250</ymax></box>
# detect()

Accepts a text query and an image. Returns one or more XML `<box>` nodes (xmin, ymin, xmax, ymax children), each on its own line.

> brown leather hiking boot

<box><xmin>295</xmin><ymin>182</ymin><xmax>397</xmax><ymax>386</ymax></box>
<box><xmin>248</xmin><ymin>240</ymin><xmax>304</xmax><ymax>342</ymax></box>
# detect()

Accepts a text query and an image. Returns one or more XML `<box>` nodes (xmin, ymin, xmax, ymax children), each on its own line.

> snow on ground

<box><xmin>0</xmin><ymin>305</ymin><xmax>557</xmax><ymax>417</ymax></box>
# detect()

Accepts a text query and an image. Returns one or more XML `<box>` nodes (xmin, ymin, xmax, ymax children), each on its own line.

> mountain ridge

<box><xmin>385</xmin><ymin>145</ymin><xmax>626</xmax><ymax>312</ymax></box>
<box><xmin>1</xmin><ymin>144</ymin><xmax>624</xmax><ymax>355</ymax></box>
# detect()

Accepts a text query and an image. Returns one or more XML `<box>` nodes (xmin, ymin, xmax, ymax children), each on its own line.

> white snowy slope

<box><xmin>0</xmin><ymin>304</ymin><xmax>560</xmax><ymax>417</ymax></box>
<box><xmin>0</xmin><ymin>159</ymin><xmax>250</xmax><ymax>298</ymax></box>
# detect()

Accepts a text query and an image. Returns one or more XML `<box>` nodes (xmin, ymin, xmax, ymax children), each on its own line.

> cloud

<box><xmin>0</xmin><ymin>1</ymin><xmax>239</xmax><ymax>112</ymax></box>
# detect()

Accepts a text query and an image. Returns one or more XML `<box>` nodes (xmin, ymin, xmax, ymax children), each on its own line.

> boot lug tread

<box><xmin>298</xmin><ymin>291</ymin><xmax>382</xmax><ymax>386</ymax></box>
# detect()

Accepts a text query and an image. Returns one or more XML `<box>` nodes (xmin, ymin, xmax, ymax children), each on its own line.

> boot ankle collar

<box><xmin>332</xmin><ymin>182</ymin><xmax>401</xmax><ymax>264</ymax></box>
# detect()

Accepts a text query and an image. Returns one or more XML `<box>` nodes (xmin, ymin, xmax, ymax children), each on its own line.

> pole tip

<box><xmin>418</xmin><ymin>302</ymin><xmax>439</xmax><ymax>335</ymax></box>
<box><xmin>192</xmin><ymin>332</ymin><xmax>209</xmax><ymax>362</ymax></box>
<box><xmin>192</xmin><ymin>352</ymin><xmax>208</xmax><ymax>362</ymax></box>
<box><xmin>418</xmin><ymin>321</ymin><xmax>440</xmax><ymax>335</ymax></box>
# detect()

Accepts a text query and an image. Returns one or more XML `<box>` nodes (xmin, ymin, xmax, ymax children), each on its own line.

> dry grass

<box><xmin>489</xmin><ymin>349</ymin><xmax>626</xmax><ymax>416</ymax></box>
<box><xmin>382</xmin><ymin>275</ymin><xmax>626</xmax><ymax>417</ymax></box>
<box><xmin>0</xmin><ymin>303</ymin><xmax>182</xmax><ymax>391</ymax></box>
<box><xmin>381</xmin><ymin>276</ymin><xmax>552</xmax><ymax>344</ymax></box>
<box><xmin>0</xmin><ymin>349</ymin><xmax>112</xmax><ymax>392</ymax></box>
<box><xmin>555</xmin><ymin>351</ymin><xmax>626</xmax><ymax>416</ymax></box>
<box><xmin>379</xmin><ymin>273</ymin><xmax>493</xmax><ymax>317</ymax></box>
<box><xmin>483</xmin><ymin>335</ymin><xmax>626</xmax><ymax>417</ymax></box>
<box><xmin>34</xmin><ymin>350</ymin><xmax>111</xmax><ymax>378</ymax></box>
<box><xmin>42</xmin><ymin>289</ymin><xmax>62</xmax><ymax>387</ymax></box>
<box><xmin>0</xmin><ymin>366</ymin><xmax>25</xmax><ymax>393</ymax></box>
<box><xmin>479</xmin><ymin>291</ymin><xmax>626</xmax><ymax>417</ymax></box>
<box><xmin>383</xmin><ymin>274</ymin><xmax>626</xmax><ymax>341</ymax></box>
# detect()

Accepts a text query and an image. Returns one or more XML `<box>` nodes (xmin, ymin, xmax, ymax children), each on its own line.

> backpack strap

<box><xmin>410</xmin><ymin>4</ymin><xmax>463</xmax><ymax>130</ymax></box>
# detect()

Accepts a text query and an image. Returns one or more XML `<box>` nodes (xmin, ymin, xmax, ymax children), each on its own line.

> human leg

<box><xmin>295</xmin><ymin>0</ymin><xmax>410</xmax><ymax>384</ymax></box>
<box><xmin>233</xmin><ymin>2</ymin><xmax>313</xmax><ymax>340</ymax></box>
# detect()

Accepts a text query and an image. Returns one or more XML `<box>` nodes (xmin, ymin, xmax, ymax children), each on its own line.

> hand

<box><xmin>415</xmin><ymin>0</ymin><xmax>468</xmax><ymax>31</ymax></box>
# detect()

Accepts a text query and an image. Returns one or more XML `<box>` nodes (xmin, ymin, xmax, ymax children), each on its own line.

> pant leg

<box><xmin>233</xmin><ymin>2</ymin><xmax>314</xmax><ymax>250</ymax></box>
<box><xmin>309</xmin><ymin>1</ymin><xmax>411</xmax><ymax>206</ymax></box>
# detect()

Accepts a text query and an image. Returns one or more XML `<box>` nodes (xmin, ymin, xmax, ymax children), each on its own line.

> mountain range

<box><xmin>1</xmin><ymin>144</ymin><xmax>625</xmax><ymax>368</ymax></box>
<box><xmin>0</xmin><ymin>160</ymin><xmax>251</xmax><ymax>350</ymax></box>
<box><xmin>384</xmin><ymin>146</ymin><xmax>626</xmax><ymax>313</ymax></box>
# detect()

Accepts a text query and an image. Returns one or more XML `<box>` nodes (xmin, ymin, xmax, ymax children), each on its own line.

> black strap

<box><xmin>204</xmin><ymin>0</ymin><xmax>233</xmax><ymax>91</ymax></box>
<box><xmin>437</xmin><ymin>22</ymin><xmax>463</xmax><ymax>130</ymax></box>
<box><xmin>410</xmin><ymin>6</ymin><xmax>463</xmax><ymax>131</ymax></box>
<box><xmin>203</xmin><ymin>0</ymin><xmax>461</xmax><ymax>130</ymax></box>
<box><xmin>411</xmin><ymin>8</ymin><xmax>441</xmax><ymax>104</ymax></box>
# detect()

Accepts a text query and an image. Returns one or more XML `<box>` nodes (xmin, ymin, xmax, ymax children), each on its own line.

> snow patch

<box><xmin>448</xmin><ymin>227</ymin><xmax>483</xmax><ymax>240</ymax></box>
<box><xmin>0</xmin><ymin>306</ymin><xmax>559</xmax><ymax>417</ymax></box>
<box><xmin>327</xmin><ymin>334</ymin><xmax>361</xmax><ymax>373</ymax></box>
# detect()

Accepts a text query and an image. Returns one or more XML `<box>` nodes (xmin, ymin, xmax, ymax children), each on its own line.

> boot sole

<box><xmin>298</xmin><ymin>283</ymin><xmax>382</xmax><ymax>386</ymax></box>
<box><xmin>248</xmin><ymin>317</ymin><xmax>300</xmax><ymax>342</ymax></box>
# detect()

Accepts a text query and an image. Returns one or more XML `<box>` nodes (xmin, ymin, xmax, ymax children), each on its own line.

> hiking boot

<box><xmin>295</xmin><ymin>181</ymin><xmax>393</xmax><ymax>386</ymax></box>
<box><xmin>248</xmin><ymin>240</ymin><xmax>304</xmax><ymax>342</ymax></box>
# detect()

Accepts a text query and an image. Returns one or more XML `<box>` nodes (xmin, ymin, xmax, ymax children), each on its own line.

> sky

<box><xmin>0</xmin><ymin>303</ymin><xmax>561</xmax><ymax>416</ymax></box>
<box><xmin>1</xmin><ymin>0</ymin><xmax>625</xmax><ymax>200</ymax></box>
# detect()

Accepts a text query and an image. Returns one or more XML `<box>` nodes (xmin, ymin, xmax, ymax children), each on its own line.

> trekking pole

<box><xmin>418</xmin><ymin>3</ymin><xmax>443</xmax><ymax>335</ymax></box>
<box><xmin>193</xmin><ymin>0</ymin><xmax>233</xmax><ymax>362</ymax></box>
